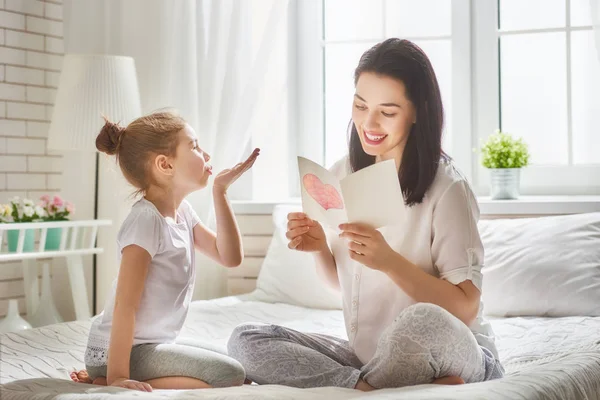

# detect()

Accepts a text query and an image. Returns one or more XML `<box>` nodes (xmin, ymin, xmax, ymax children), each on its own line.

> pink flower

<box><xmin>40</xmin><ymin>195</ymin><xmax>50</xmax><ymax>208</ymax></box>
<box><xmin>65</xmin><ymin>202</ymin><xmax>75</xmax><ymax>215</ymax></box>
<box><xmin>52</xmin><ymin>195</ymin><xmax>63</xmax><ymax>207</ymax></box>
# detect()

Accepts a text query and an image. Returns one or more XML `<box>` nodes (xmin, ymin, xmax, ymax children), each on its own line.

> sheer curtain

<box><xmin>62</xmin><ymin>0</ymin><xmax>289</xmax><ymax>306</ymax></box>
<box><xmin>592</xmin><ymin>0</ymin><xmax>600</xmax><ymax>60</ymax></box>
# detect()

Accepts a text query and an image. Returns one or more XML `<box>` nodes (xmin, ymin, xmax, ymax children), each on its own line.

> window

<box><xmin>296</xmin><ymin>0</ymin><xmax>600</xmax><ymax>197</ymax></box>
<box><xmin>474</xmin><ymin>0</ymin><xmax>599</xmax><ymax>193</ymax></box>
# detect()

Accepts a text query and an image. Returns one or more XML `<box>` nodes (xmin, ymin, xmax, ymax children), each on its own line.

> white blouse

<box><xmin>327</xmin><ymin>156</ymin><xmax>498</xmax><ymax>364</ymax></box>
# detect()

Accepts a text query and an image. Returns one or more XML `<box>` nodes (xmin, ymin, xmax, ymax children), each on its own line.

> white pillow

<box><xmin>251</xmin><ymin>204</ymin><xmax>342</xmax><ymax>309</ymax></box>
<box><xmin>479</xmin><ymin>212</ymin><xmax>600</xmax><ymax>317</ymax></box>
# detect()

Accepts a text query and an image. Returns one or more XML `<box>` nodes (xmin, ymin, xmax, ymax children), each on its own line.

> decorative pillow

<box><xmin>479</xmin><ymin>212</ymin><xmax>600</xmax><ymax>317</ymax></box>
<box><xmin>250</xmin><ymin>204</ymin><xmax>342</xmax><ymax>309</ymax></box>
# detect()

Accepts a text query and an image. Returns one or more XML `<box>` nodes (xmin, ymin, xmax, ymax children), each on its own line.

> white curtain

<box><xmin>62</xmin><ymin>0</ymin><xmax>289</xmax><ymax>305</ymax></box>
<box><xmin>593</xmin><ymin>0</ymin><xmax>600</xmax><ymax>60</ymax></box>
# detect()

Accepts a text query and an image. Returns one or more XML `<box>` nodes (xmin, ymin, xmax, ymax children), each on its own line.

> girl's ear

<box><xmin>155</xmin><ymin>154</ymin><xmax>174</xmax><ymax>176</ymax></box>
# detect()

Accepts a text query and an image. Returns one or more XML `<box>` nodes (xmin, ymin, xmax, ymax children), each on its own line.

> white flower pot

<box><xmin>489</xmin><ymin>168</ymin><xmax>521</xmax><ymax>200</ymax></box>
<box><xmin>0</xmin><ymin>299</ymin><xmax>32</xmax><ymax>333</ymax></box>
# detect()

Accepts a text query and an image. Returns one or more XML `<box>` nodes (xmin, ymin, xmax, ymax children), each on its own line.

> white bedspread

<box><xmin>1</xmin><ymin>296</ymin><xmax>599</xmax><ymax>400</ymax></box>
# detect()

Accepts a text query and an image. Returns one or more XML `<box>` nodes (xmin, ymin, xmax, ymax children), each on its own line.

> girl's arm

<box><xmin>106</xmin><ymin>245</ymin><xmax>151</xmax><ymax>386</ymax></box>
<box><xmin>192</xmin><ymin>188</ymin><xmax>243</xmax><ymax>267</ymax></box>
<box><xmin>193</xmin><ymin>149</ymin><xmax>259</xmax><ymax>267</ymax></box>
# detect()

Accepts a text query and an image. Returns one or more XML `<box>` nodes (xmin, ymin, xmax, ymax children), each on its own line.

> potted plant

<box><xmin>0</xmin><ymin>197</ymin><xmax>46</xmax><ymax>252</ymax></box>
<box><xmin>480</xmin><ymin>130</ymin><xmax>530</xmax><ymax>200</ymax></box>
<box><xmin>39</xmin><ymin>195</ymin><xmax>75</xmax><ymax>250</ymax></box>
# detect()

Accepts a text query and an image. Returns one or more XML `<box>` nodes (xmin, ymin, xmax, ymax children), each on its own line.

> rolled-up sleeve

<box><xmin>431</xmin><ymin>180</ymin><xmax>484</xmax><ymax>291</ymax></box>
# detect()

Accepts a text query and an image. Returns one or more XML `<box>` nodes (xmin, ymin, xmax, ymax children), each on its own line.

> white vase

<box><xmin>489</xmin><ymin>168</ymin><xmax>521</xmax><ymax>200</ymax></box>
<box><xmin>29</xmin><ymin>263</ymin><xmax>63</xmax><ymax>328</ymax></box>
<box><xmin>0</xmin><ymin>299</ymin><xmax>32</xmax><ymax>333</ymax></box>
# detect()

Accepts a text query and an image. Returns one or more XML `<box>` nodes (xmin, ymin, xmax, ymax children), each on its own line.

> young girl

<box><xmin>71</xmin><ymin>110</ymin><xmax>259</xmax><ymax>392</ymax></box>
<box><xmin>228</xmin><ymin>39</ymin><xmax>504</xmax><ymax>390</ymax></box>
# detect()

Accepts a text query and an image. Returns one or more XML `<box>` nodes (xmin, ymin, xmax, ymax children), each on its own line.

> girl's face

<box><xmin>351</xmin><ymin>72</ymin><xmax>417</xmax><ymax>165</ymax></box>
<box><xmin>170</xmin><ymin>124</ymin><xmax>212</xmax><ymax>193</ymax></box>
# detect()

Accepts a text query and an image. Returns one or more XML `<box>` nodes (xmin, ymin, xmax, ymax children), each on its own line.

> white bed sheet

<box><xmin>1</xmin><ymin>296</ymin><xmax>599</xmax><ymax>400</ymax></box>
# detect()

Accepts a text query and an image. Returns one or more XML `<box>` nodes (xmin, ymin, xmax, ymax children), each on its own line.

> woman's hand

<box><xmin>286</xmin><ymin>212</ymin><xmax>327</xmax><ymax>252</ymax></box>
<box><xmin>339</xmin><ymin>223</ymin><xmax>400</xmax><ymax>271</ymax></box>
<box><xmin>213</xmin><ymin>148</ymin><xmax>260</xmax><ymax>193</ymax></box>
<box><xmin>110</xmin><ymin>377</ymin><xmax>153</xmax><ymax>392</ymax></box>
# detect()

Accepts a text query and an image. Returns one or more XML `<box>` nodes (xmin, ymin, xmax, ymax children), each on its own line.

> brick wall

<box><xmin>0</xmin><ymin>0</ymin><xmax>64</xmax><ymax>317</ymax></box>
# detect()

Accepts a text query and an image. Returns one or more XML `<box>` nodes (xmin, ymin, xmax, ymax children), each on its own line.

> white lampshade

<box><xmin>47</xmin><ymin>54</ymin><xmax>142</xmax><ymax>152</ymax></box>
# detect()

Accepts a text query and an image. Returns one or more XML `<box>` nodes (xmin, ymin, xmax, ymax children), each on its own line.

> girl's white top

<box><xmin>85</xmin><ymin>198</ymin><xmax>200</xmax><ymax>366</ymax></box>
<box><xmin>328</xmin><ymin>156</ymin><xmax>498</xmax><ymax>364</ymax></box>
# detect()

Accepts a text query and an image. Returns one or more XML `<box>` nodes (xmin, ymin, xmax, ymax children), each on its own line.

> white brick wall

<box><xmin>0</xmin><ymin>46</ymin><xmax>26</xmax><ymax>64</ymax></box>
<box><xmin>0</xmin><ymin>155</ymin><xmax>27</xmax><ymax>171</ymax></box>
<box><xmin>0</xmin><ymin>10</ymin><xmax>25</xmax><ymax>30</ymax></box>
<box><xmin>5</xmin><ymin>0</ymin><xmax>44</xmax><ymax>17</ymax></box>
<box><xmin>7</xmin><ymin>101</ymin><xmax>46</xmax><ymax>120</ymax></box>
<box><xmin>6</xmin><ymin>30</ymin><xmax>44</xmax><ymax>50</ymax></box>
<box><xmin>27</xmin><ymin>50</ymin><xmax>62</xmax><ymax>70</ymax></box>
<box><xmin>6</xmin><ymin>65</ymin><xmax>44</xmax><ymax>85</ymax></box>
<box><xmin>0</xmin><ymin>119</ymin><xmax>26</xmax><ymax>135</ymax></box>
<box><xmin>44</xmin><ymin>2</ymin><xmax>61</xmax><ymax>20</ymax></box>
<box><xmin>6</xmin><ymin>137</ymin><xmax>46</xmax><ymax>154</ymax></box>
<box><xmin>26</xmin><ymin>16</ymin><xmax>62</xmax><ymax>37</ymax></box>
<box><xmin>45</xmin><ymin>70</ymin><xmax>59</xmax><ymax>87</ymax></box>
<box><xmin>28</xmin><ymin>155</ymin><xmax>61</xmax><ymax>172</ymax></box>
<box><xmin>0</xmin><ymin>1</ymin><xmax>64</xmax><ymax>317</ymax></box>
<box><xmin>45</xmin><ymin>36</ymin><xmax>62</xmax><ymax>53</ymax></box>
<box><xmin>6</xmin><ymin>173</ymin><xmax>46</xmax><ymax>189</ymax></box>
<box><xmin>26</xmin><ymin>120</ymin><xmax>49</xmax><ymax>137</ymax></box>
<box><xmin>0</xmin><ymin>82</ymin><xmax>26</xmax><ymax>101</ymax></box>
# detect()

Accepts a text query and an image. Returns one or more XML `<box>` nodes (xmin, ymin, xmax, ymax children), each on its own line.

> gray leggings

<box><xmin>86</xmin><ymin>341</ymin><xmax>245</xmax><ymax>388</ymax></box>
<box><xmin>227</xmin><ymin>303</ymin><xmax>504</xmax><ymax>389</ymax></box>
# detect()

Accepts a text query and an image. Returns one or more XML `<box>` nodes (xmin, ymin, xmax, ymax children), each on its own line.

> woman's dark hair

<box><xmin>349</xmin><ymin>38</ymin><xmax>447</xmax><ymax>206</ymax></box>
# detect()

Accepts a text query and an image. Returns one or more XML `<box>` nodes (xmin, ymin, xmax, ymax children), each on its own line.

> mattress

<box><xmin>1</xmin><ymin>295</ymin><xmax>600</xmax><ymax>400</ymax></box>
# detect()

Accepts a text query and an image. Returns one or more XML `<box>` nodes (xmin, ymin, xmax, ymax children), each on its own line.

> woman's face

<box><xmin>351</xmin><ymin>72</ymin><xmax>417</xmax><ymax>165</ymax></box>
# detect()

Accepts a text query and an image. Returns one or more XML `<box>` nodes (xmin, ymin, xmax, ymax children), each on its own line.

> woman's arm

<box><xmin>312</xmin><ymin>244</ymin><xmax>341</xmax><ymax>291</ymax></box>
<box><xmin>107</xmin><ymin>245</ymin><xmax>151</xmax><ymax>385</ymax></box>
<box><xmin>381</xmin><ymin>254</ymin><xmax>480</xmax><ymax>325</ymax></box>
<box><xmin>340</xmin><ymin>224</ymin><xmax>479</xmax><ymax>325</ymax></box>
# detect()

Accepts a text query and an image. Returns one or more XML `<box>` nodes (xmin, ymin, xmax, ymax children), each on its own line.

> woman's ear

<box><xmin>155</xmin><ymin>154</ymin><xmax>174</xmax><ymax>176</ymax></box>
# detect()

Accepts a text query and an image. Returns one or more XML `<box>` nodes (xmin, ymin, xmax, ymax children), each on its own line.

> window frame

<box><xmin>294</xmin><ymin>0</ymin><xmax>600</xmax><ymax>197</ymax></box>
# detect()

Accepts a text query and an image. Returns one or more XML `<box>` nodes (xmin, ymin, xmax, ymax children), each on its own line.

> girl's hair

<box><xmin>349</xmin><ymin>38</ymin><xmax>447</xmax><ymax>207</ymax></box>
<box><xmin>96</xmin><ymin>110</ymin><xmax>186</xmax><ymax>193</ymax></box>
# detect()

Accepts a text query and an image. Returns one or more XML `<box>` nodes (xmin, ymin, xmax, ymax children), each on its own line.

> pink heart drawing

<box><xmin>303</xmin><ymin>174</ymin><xmax>344</xmax><ymax>210</ymax></box>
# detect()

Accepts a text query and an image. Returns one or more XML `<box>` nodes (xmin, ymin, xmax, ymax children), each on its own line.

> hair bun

<box><xmin>96</xmin><ymin>117</ymin><xmax>125</xmax><ymax>155</ymax></box>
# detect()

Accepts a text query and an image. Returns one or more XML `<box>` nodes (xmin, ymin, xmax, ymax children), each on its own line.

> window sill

<box><xmin>231</xmin><ymin>196</ymin><xmax>600</xmax><ymax>216</ymax></box>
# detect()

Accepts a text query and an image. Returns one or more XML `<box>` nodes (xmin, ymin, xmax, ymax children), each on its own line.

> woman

<box><xmin>227</xmin><ymin>38</ymin><xmax>504</xmax><ymax>391</ymax></box>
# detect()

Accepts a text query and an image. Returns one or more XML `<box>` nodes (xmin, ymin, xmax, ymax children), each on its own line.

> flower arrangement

<box><xmin>480</xmin><ymin>130</ymin><xmax>530</xmax><ymax>169</ymax></box>
<box><xmin>39</xmin><ymin>195</ymin><xmax>74</xmax><ymax>221</ymax></box>
<box><xmin>0</xmin><ymin>195</ymin><xmax>75</xmax><ymax>223</ymax></box>
<box><xmin>0</xmin><ymin>197</ymin><xmax>46</xmax><ymax>223</ymax></box>
<box><xmin>0</xmin><ymin>195</ymin><xmax>75</xmax><ymax>252</ymax></box>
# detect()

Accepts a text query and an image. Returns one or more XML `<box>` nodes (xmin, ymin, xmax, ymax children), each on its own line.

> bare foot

<box><xmin>432</xmin><ymin>376</ymin><xmax>465</xmax><ymax>385</ymax></box>
<box><xmin>93</xmin><ymin>377</ymin><xmax>108</xmax><ymax>386</ymax></box>
<box><xmin>355</xmin><ymin>379</ymin><xmax>376</xmax><ymax>391</ymax></box>
<box><xmin>69</xmin><ymin>370</ymin><xmax>107</xmax><ymax>386</ymax></box>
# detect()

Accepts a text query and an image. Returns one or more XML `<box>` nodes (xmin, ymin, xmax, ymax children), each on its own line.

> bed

<box><xmin>2</xmin><ymin>208</ymin><xmax>600</xmax><ymax>399</ymax></box>
<box><xmin>1</xmin><ymin>296</ymin><xmax>600</xmax><ymax>399</ymax></box>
